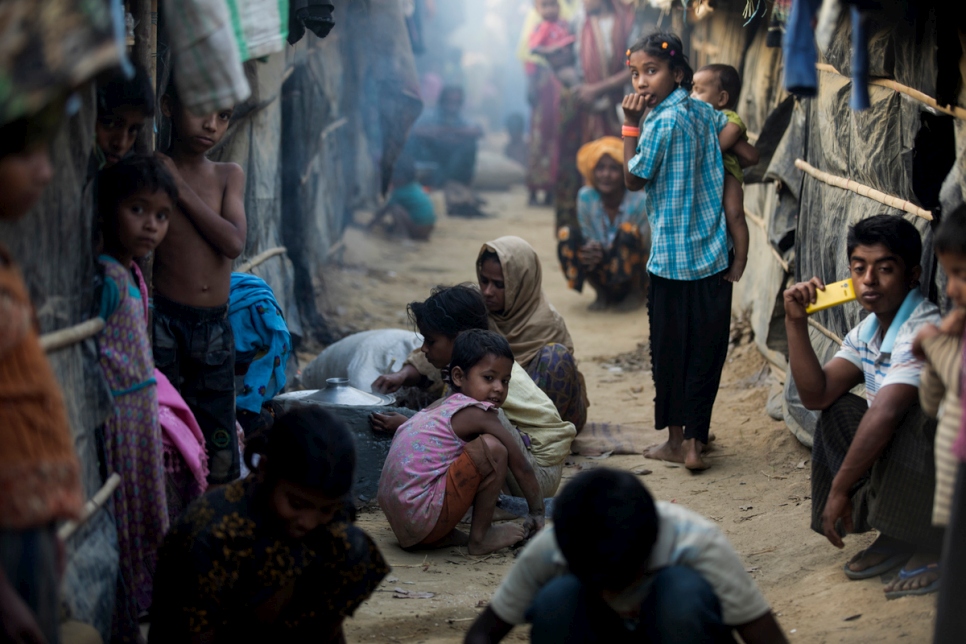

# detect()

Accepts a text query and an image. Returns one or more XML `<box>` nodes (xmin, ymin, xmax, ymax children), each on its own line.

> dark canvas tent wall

<box><xmin>680</xmin><ymin>1</ymin><xmax>965</xmax><ymax>446</ymax></box>
<box><xmin>214</xmin><ymin>0</ymin><xmax>423</xmax><ymax>345</ymax></box>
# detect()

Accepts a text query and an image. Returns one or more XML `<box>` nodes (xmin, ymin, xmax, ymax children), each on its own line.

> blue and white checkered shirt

<box><xmin>628</xmin><ymin>87</ymin><xmax>729</xmax><ymax>281</ymax></box>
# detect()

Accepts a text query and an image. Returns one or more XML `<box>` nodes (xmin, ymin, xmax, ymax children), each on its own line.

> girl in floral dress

<box><xmin>95</xmin><ymin>156</ymin><xmax>177</xmax><ymax>640</ymax></box>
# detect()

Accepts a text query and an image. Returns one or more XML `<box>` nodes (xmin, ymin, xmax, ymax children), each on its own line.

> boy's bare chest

<box><xmin>184</xmin><ymin>171</ymin><xmax>225</xmax><ymax>212</ymax></box>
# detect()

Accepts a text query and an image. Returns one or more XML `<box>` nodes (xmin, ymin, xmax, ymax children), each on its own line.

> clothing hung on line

<box><xmin>783</xmin><ymin>0</ymin><xmax>870</xmax><ymax>109</ymax></box>
<box><xmin>229</xmin><ymin>272</ymin><xmax>291</xmax><ymax>414</ymax></box>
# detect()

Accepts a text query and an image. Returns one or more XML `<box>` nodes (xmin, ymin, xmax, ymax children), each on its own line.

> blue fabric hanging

<box><xmin>229</xmin><ymin>273</ymin><xmax>291</xmax><ymax>413</ymax></box>
<box><xmin>783</xmin><ymin>0</ymin><xmax>822</xmax><ymax>96</ymax></box>
<box><xmin>849</xmin><ymin>6</ymin><xmax>870</xmax><ymax>110</ymax></box>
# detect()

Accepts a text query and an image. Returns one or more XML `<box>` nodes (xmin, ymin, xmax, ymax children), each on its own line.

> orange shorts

<box><xmin>421</xmin><ymin>437</ymin><xmax>497</xmax><ymax>545</ymax></box>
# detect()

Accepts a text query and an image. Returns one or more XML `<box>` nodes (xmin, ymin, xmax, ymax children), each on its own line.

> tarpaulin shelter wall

<box><xmin>687</xmin><ymin>6</ymin><xmax>793</xmax><ymax>373</ymax></box>
<box><xmin>214</xmin><ymin>0</ymin><xmax>422</xmax><ymax>344</ymax></box>
<box><xmin>677</xmin><ymin>1</ymin><xmax>966</xmax><ymax>446</ymax></box>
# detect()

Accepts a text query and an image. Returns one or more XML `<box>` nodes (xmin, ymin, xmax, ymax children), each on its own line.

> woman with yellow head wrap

<box><xmin>557</xmin><ymin>136</ymin><xmax>650</xmax><ymax>310</ymax></box>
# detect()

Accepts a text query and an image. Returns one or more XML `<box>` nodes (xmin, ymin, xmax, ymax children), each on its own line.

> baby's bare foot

<box><xmin>468</xmin><ymin>523</ymin><xmax>526</xmax><ymax>555</ymax></box>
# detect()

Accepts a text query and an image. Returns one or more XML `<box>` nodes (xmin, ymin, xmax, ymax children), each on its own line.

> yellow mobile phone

<box><xmin>805</xmin><ymin>278</ymin><xmax>856</xmax><ymax>314</ymax></box>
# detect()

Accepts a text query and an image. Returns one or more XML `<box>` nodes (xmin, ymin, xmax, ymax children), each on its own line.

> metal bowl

<box><xmin>274</xmin><ymin>378</ymin><xmax>395</xmax><ymax>407</ymax></box>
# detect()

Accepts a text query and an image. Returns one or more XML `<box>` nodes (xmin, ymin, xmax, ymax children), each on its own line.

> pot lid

<box><xmin>279</xmin><ymin>378</ymin><xmax>395</xmax><ymax>407</ymax></box>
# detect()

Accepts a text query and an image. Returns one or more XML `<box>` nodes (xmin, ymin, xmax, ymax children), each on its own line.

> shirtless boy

<box><xmin>154</xmin><ymin>82</ymin><xmax>247</xmax><ymax>485</ymax></box>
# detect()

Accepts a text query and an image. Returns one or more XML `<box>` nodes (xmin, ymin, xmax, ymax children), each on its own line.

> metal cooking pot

<box><xmin>275</xmin><ymin>378</ymin><xmax>395</xmax><ymax>407</ymax></box>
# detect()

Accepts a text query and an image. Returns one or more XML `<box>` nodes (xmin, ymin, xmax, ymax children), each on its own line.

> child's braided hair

<box><xmin>626</xmin><ymin>31</ymin><xmax>694</xmax><ymax>92</ymax></box>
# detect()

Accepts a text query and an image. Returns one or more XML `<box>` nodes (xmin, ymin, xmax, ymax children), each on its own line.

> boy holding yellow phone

<box><xmin>783</xmin><ymin>214</ymin><xmax>943</xmax><ymax>600</ymax></box>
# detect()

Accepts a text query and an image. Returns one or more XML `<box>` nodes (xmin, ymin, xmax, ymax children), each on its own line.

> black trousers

<box><xmin>153</xmin><ymin>294</ymin><xmax>239</xmax><ymax>484</ymax></box>
<box><xmin>647</xmin><ymin>270</ymin><xmax>732</xmax><ymax>444</ymax></box>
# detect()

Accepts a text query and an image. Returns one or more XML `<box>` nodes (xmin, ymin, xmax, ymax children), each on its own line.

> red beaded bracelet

<box><xmin>621</xmin><ymin>125</ymin><xmax>641</xmax><ymax>138</ymax></box>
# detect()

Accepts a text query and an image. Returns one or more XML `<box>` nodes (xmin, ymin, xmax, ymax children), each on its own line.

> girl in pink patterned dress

<box><xmin>378</xmin><ymin>330</ymin><xmax>546</xmax><ymax>555</ymax></box>
<box><xmin>95</xmin><ymin>156</ymin><xmax>177</xmax><ymax>640</ymax></box>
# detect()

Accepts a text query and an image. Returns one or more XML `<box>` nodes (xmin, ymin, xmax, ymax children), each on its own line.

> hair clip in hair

<box><xmin>661</xmin><ymin>41</ymin><xmax>668</xmax><ymax>49</ymax></box>
<box><xmin>626</xmin><ymin>48</ymin><xmax>631</xmax><ymax>58</ymax></box>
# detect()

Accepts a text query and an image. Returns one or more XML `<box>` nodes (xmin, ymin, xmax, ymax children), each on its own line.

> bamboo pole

<box><xmin>237</xmin><ymin>247</ymin><xmax>287</xmax><ymax>273</ymax></box>
<box><xmin>770</xmin><ymin>245</ymin><xmax>790</xmax><ymax>272</ymax></box>
<box><xmin>795</xmin><ymin>159</ymin><xmax>934</xmax><ymax>221</ymax></box>
<box><xmin>58</xmin><ymin>474</ymin><xmax>122</xmax><ymax>541</ymax></box>
<box><xmin>808</xmin><ymin>318</ymin><xmax>844</xmax><ymax>345</ymax></box>
<box><xmin>744</xmin><ymin>208</ymin><xmax>767</xmax><ymax>231</ymax></box>
<box><xmin>816</xmin><ymin>63</ymin><xmax>966</xmax><ymax>122</ymax></box>
<box><xmin>40</xmin><ymin>318</ymin><xmax>105</xmax><ymax>353</ymax></box>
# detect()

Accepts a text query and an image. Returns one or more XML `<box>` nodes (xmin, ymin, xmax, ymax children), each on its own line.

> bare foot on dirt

<box><xmin>645</xmin><ymin>438</ymin><xmax>710</xmax><ymax>470</ymax></box>
<box><xmin>644</xmin><ymin>440</ymin><xmax>687</xmax><ymax>463</ymax></box>
<box><xmin>468</xmin><ymin>523</ymin><xmax>526</xmax><ymax>555</ymax></box>
<box><xmin>684</xmin><ymin>440</ymin><xmax>710</xmax><ymax>471</ymax></box>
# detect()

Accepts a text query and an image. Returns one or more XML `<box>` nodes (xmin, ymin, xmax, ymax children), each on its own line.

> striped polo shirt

<box><xmin>834</xmin><ymin>289</ymin><xmax>940</xmax><ymax>406</ymax></box>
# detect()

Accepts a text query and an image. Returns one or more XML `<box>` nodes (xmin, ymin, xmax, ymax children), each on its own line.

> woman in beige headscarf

<box><xmin>478</xmin><ymin>236</ymin><xmax>588</xmax><ymax>431</ymax></box>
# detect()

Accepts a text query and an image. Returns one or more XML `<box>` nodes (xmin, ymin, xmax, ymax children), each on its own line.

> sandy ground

<box><xmin>312</xmin><ymin>186</ymin><xmax>937</xmax><ymax>643</ymax></box>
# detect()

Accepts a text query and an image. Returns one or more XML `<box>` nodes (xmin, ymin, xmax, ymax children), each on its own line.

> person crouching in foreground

<box><xmin>149</xmin><ymin>406</ymin><xmax>389</xmax><ymax>643</ymax></box>
<box><xmin>464</xmin><ymin>468</ymin><xmax>786</xmax><ymax>643</ymax></box>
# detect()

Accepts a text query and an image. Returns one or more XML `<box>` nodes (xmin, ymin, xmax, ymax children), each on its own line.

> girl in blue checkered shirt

<box><xmin>616</xmin><ymin>32</ymin><xmax>756</xmax><ymax>471</ymax></box>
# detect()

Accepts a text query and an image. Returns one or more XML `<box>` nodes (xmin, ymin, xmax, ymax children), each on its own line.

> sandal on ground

<box><xmin>884</xmin><ymin>563</ymin><xmax>941</xmax><ymax>599</ymax></box>
<box><xmin>843</xmin><ymin>547</ymin><xmax>912</xmax><ymax>580</ymax></box>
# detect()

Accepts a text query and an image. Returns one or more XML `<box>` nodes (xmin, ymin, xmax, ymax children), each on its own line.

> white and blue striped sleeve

<box><xmin>833</xmin><ymin>326</ymin><xmax>864</xmax><ymax>371</ymax></box>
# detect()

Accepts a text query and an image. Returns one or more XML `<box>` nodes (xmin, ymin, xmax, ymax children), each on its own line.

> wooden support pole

<box><xmin>795</xmin><ymin>159</ymin><xmax>933</xmax><ymax>221</ymax></box>
<box><xmin>58</xmin><ymin>474</ymin><xmax>122</xmax><ymax>541</ymax></box>
<box><xmin>40</xmin><ymin>318</ymin><xmax>105</xmax><ymax>354</ymax></box>
<box><xmin>816</xmin><ymin>63</ymin><xmax>966</xmax><ymax>122</ymax></box>
<box><xmin>808</xmin><ymin>318</ymin><xmax>844</xmax><ymax>345</ymax></box>
<box><xmin>237</xmin><ymin>247</ymin><xmax>287</xmax><ymax>273</ymax></box>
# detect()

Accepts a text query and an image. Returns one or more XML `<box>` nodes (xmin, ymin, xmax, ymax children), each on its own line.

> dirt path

<box><xmin>318</xmin><ymin>187</ymin><xmax>936</xmax><ymax>643</ymax></box>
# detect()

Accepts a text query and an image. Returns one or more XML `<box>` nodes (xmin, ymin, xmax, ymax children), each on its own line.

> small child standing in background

<box><xmin>94</xmin><ymin>65</ymin><xmax>155</xmax><ymax>168</ymax></box>
<box><xmin>378</xmin><ymin>329</ymin><xmax>545</xmax><ymax>555</ymax></box>
<box><xmin>524</xmin><ymin>0</ymin><xmax>573</xmax><ymax>206</ymax></box>
<box><xmin>367</xmin><ymin>154</ymin><xmax>435</xmax><ymax>241</ymax></box>
<box><xmin>95</xmin><ymin>155</ymin><xmax>176</xmax><ymax>639</ymax></box>
<box><xmin>914</xmin><ymin>207</ymin><xmax>966</xmax><ymax>637</ymax></box>
<box><xmin>690</xmin><ymin>64</ymin><xmax>758</xmax><ymax>283</ymax></box>
<box><xmin>154</xmin><ymin>80</ymin><xmax>247</xmax><ymax>486</ymax></box>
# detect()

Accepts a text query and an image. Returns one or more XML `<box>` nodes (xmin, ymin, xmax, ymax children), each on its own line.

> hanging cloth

<box><xmin>225</xmin><ymin>0</ymin><xmax>290</xmax><ymax>60</ymax></box>
<box><xmin>163</xmin><ymin>0</ymin><xmax>251</xmax><ymax>114</ymax></box>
